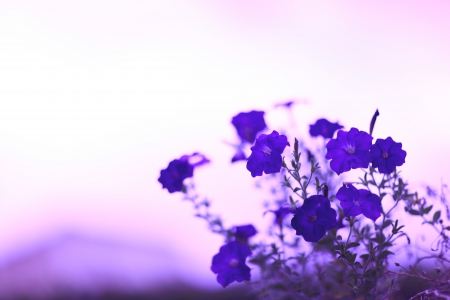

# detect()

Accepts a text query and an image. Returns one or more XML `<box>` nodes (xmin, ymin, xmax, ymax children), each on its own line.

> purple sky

<box><xmin>0</xmin><ymin>0</ymin><xmax>449</xmax><ymax>297</ymax></box>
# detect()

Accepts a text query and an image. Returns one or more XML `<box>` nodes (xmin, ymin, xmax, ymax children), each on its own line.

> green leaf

<box><xmin>433</xmin><ymin>211</ymin><xmax>441</xmax><ymax>222</ymax></box>
<box><xmin>347</xmin><ymin>242</ymin><xmax>360</xmax><ymax>249</ymax></box>
<box><xmin>379</xmin><ymin>250</ymin><xmax>394</xmax><ymax>260</ymax></box>
<box><xmin>422</xmin><ymin>205</ymin><xmax>433</xmax><ymax>214</ymax></box>
<box><xmin>360</xmin><ymin>254</ymin><xmax>370</xmax><ymax>260</ymax></box>
<box><xmin>381</xmin><ymin>220</ymin><xmax>392</xmax><ymax>229</ymax></box>
<box><xmin>408</xmin><ymin>209</ymin><xmax>420</xmax><ymax>215</ymax></box>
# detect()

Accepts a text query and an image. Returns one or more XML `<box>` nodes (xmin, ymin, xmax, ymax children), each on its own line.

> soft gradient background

<box><xmin>0</xmin><ymin>0</ymin><xmax>449</xmax><ymax>298</ymax></box>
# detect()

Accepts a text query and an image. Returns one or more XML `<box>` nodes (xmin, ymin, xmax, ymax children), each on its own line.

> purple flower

<box><xmin>158</xmin><ymin>153</ymin><xmax>209</xmax><ymax>193</ymax></box>
<box><xmin>370</xmin><ymin>137</ymin><xmax>406</xmax><ymax>174</ymax></box>
<box><xmin>158</xmin><ymin>159</ymin><xmax>194</xmax><ymax>193</ymax></box>
<box><xmin>246</xmin><ymin>131</ymin><xmax>290</xmax><ymax>177</ymax></box>
<box><xmin>325</xmin><ymin>128</ymin><xmax>373</xmax><ymax>175</ymax></box>
<box><xmin>231</xmin><ymin>111</ymin><xmax>267</xmax><ymax>144</ymax></box>
<box><xmin>233</xmin><ymin>224</ymin><xmax>257</xmax><ymax>244</ymax></box>
<box><xmin>336</xmin><ymin>184</ymin><xmax>382</xmax><ymax>221</ymax></box>
<box><xmin>309</xmin><ymin>118</ymin><xmax>344</xmax><ymax>139</ymax></box>
<box><xmin>269</xmin><ymin>207</ymin><xmax>294</xmax><ymax>226</ymax></box>
<box><xmin>211</xmin><ymin>241</ymin><xmax>252</xmax><ymax>288</ymax></box>
<box><xmin>291</xmin><ymin>195</ymin><xmax>337</xmax><ymax>242</ymax></box>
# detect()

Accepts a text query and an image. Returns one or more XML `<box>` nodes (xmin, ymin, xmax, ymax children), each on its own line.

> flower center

<box><xmin>346</xmin><ymin>145</ymin><xmax>355</xmax><ymax>154</ymax></box>
<box><xmin>382</xmin><ymin>152</ymin><xmax>389</xmax><ymax>158</ymax></box>
<box><xmin>309</xmin><ymin>214</ymin><xmax>317</xmax><ymax>222</ymax></box>
<box><xmin>229</xmin><ymin>258</ymin><xmax>239</xmax><ymax>267</ymax></box>
<box><xmin>262</xmin><ymin>145</ymin><xmax>272</xmax><ymax>156</ymax></box>
<box><xmin>353</xmin><ymin>199</ymin><xmax>360</xmax><ymax>206</ymax></box>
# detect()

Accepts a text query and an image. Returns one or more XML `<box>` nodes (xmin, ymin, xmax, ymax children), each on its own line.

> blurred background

<box><xmin>0</xmin><ymin>1</ymin><xmax>449</xmax><ymax>298</ymax></box>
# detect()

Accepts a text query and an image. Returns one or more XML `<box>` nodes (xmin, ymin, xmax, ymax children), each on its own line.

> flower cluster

<box><xmin>157</xmin><ymin>107</ymin><xmax>450</xmax><ymax>300</ymax></box>
<box><xmin>325</xmin><ymin>127</ymin><xmax>406</xmax><ymax>175</ymax></box>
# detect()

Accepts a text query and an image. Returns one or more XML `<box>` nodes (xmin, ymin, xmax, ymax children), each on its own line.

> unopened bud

<box><xmin>395</xmin><ymin>262</ymin><xmax>400</xmax><ymax>267</ymax></box>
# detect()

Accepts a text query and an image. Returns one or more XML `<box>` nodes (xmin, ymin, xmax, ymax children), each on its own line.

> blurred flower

<box><xmin>309</xmin><ymin>118</ymin><xmax>343</xmax><ymax>139</ymax></box>
<box><xmin>233</xmin><ymin>224</ymin><xmax>257</xmax><ymax>244</ymax></box>
<box><xmin>211</xmin><ymin>241</ymin><xmax>252</xmax><ymax>288</ymax></box>
<box><xmin>158</xmin><ymin>159</ymin><xmax>194</xmax><ymax>193</ymax></box>
<box><xmin>336</xmin><ymin>184</ymin><xmax>382</xmax><ymax>221</ymax></box>
<box><xmin>325</xmin><ymin>128</ymin><xmax>373</xmax><ymax>175</ymax></box>
<box><xmin>370</xmin><ymin>137</ymin><xmax>406</xmax><ymax>174</ymax></box>
<box><xmin>158</xmin><ymin>153</ymin><xmax>209</xmax><ymax>193</ymax></box>
<box><xmin>231</xmin><ymin>111</ymin><xmax>267</xmax><ymax>144</ymax></box>
<box><xmin>291</xmin><ymin>195</ymin><xmax>337</xmax><ymax>242</ymax></box>
<box><xmin>231</xmin><ymin>148</ymin><xmax>247</xmax><ymax>163</ymax></box>
<box><xmin>246</xmin><ymin>131</ymin><xmax>290</xmax><ymax>177</ymax></box>
<box><xmin>269</xmin><ymin>207</ymin><xmax>294</xmax><ymax>226</ymax></box>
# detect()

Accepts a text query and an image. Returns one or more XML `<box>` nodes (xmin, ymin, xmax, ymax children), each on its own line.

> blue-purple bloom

<box><xmin>370</xmin><ymin>137</ymin><xmax>406</xmax><ymax>174</ymax></box>
<box><xmin>269</xmin><ymin>207</ymin><xmax>294</xmax><ymax>226</ymax></box>
<box><xmin>325</xmin><ymin>128</ymin><xmax>373</xmax><ymax>175</ymax></box>
<box><xmin>309</xmin><ymin>118</ymin><xmax>344</xmax><ymax>139</ymax></box>
<box><xmin>211</xmin><ymin>241</ymin><xmax>252</xmax><ymax>288</ymax></box>
<box><xmin>233</xmin><ymin>224</ymin><xmax>257</xmax><ymax>244</ymax></box>
<box><xmin>231</xmin><ymin>111</ymin><xmax>267</xmax><ymax>144</ymax></box>
<box><xmin>291</xmin><ymin>195</ymin><xmax>337</xmax><ymax>242</ymax></box>
<box><xmin>246</xmin><ymin>130</ymin><xmax>290</xmax><ymax>177</ymax></box>
<box><xmin>158</xmin><ymin>153</ymin><xmax>209</xmax><ymax>193</ymax></box>
<box><xmin>336</xmin><ymin>184</ymin><xmax>382</xmax><ymax>222</ymax></box>
<box><xmin>158</xmin><ymin>159</ymin><xmax>194</xmax><ymax>193</ymax></box>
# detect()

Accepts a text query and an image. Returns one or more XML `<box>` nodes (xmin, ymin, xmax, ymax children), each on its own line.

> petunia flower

<box><xmin>269</xmin><ymin>207</ymin><xmax>294</xmax><ymax>227</ymax></box>
<box><xmin>231</xmin><ymin>111</ymin><xmax>267</xmax><ymax>144</ymax></box>
<box><xmin>291</xmin><ymin>195</ymin><xmax>337</xmax><ymax>242</ymax></box>
<box><xmin>370</xmin><ymin>137</ymin><xmax>407</xmax><ymax>174</ymax></box>
<box><xmin>309</xmin><ymin>118</ymin><xmax>344</xmax><ymax>139</ymax></box>
<box><xmin>336</xmin><ymin>184</ymin><xmax>382</xmax><ymax>221</ymax></box>
<box><xmin>233</xmin><ymin>224</ymin><xmax>257</xmax><ymax>245</ymax></box>
<box><xmin>158</xmin><ymin>159</ymin><xmax>194</xmax><ymax>193</ymax></box>
<box><xmin>158</xmin><ymin>153</ymin><xmax>209</xmax><ymax>193</ymax></box>
<box><xmin>211</xmin><ymin>241</ymin><xmax>252</xmax><ymax>288</ymax></box>
<box><xmin>246</xmin><ymin>131</ymin><xmax>290</xmax><ymax>177</ymax></box>
<box><xmin>325</xmin><ymin>128</ymin><xmax>373</xmax><ymax>175</ymax></box>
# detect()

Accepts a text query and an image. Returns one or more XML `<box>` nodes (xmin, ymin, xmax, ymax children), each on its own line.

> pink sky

<box><xmin>0</xmin><ymin>0</ymin><xmax>449</xmax><ymax>296</ymax></box>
